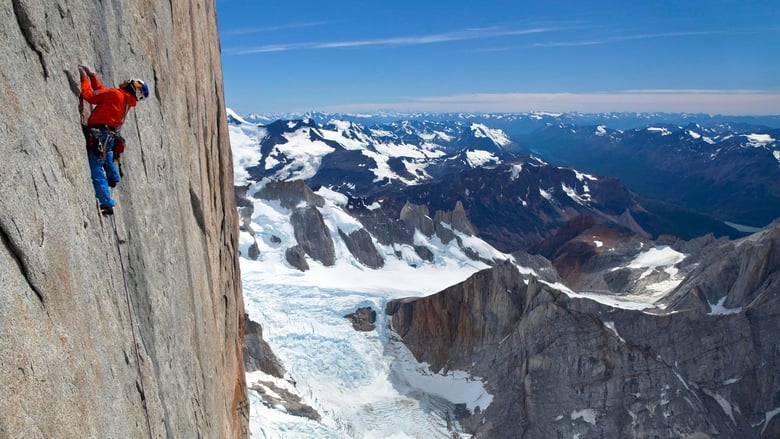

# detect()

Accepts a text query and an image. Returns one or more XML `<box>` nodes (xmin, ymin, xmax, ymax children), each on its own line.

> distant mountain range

<box><xmin>240</xmin><ymin>111</ymin><xmax>780</xmax><ymax>134</ymax></box>
<box><xmin>518</xmin><ymin>121</ymin><xmax>780</xmax><ymax>227</ymax></box>
<box><xmin>231</xmin><ymin>109</ymin><xmax>780</xmax><ymax>438</ymax></box>
<box><xmin>228</xmin><ymin>109</ymin><xmax>774</xmax><ymax>252</ymax></box>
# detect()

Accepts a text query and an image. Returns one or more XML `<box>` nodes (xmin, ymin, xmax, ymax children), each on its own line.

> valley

<box><xmin>231</xmin><ymin>110</ymin><xmax>780</xmax><ymax>438</ymax></box>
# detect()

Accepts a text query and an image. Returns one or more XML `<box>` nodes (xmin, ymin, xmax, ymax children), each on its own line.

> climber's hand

<box><xmin>79</xmin><ymin>65</ymin><xmax>95</xmax><ymax>77</ymax></box>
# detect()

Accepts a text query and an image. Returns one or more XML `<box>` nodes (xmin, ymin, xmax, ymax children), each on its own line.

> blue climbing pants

<box><xmin>87</xmin><ymin>131</ymin><xmax>120</xmax><ymax>208</ymax></box>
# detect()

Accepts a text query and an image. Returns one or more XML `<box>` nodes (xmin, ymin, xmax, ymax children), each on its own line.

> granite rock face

<box><xmin>0</xmin><ymin>1</ymin><xmax>248</xmax><ymax>437</ymax></box>
<box><xmin>388</xmin><ymin>222</ymin><xmax>780</xmax><ymax>438</ymax></box>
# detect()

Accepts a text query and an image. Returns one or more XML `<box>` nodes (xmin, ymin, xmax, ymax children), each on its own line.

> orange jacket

<box><xmin>81</xmin><ymin>73</ymin><xmax>137</xmax><ymax>129</ymax></box>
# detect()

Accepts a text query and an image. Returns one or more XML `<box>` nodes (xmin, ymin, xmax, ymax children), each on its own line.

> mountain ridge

<box><xmin>229</xmin><ymin>112</ymin><xmax>746</xmax><ymax>254</ymax></box>
<box><xmin>231</xmin><ymin>109</ymin><xmax>780</xmax><ymax>438</ymax></box>
<box><xmin>237</xmin><ymin>110</ymin><xmax>780</xmax><ymax>133</ymax></box>
<box><xmin>388</xmin><ymin>218</ymin><xmax>780</xmax><ymax>437</ymax></box>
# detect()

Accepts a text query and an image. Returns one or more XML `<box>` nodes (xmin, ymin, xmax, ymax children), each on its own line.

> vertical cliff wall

<box><xmin>0</xmin><ymin>1</ymin><xmax>248</xmax><ymax>437</ymax></box>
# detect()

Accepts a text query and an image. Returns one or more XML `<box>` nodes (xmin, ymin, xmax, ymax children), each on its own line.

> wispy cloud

<box><xmin>610</xmin><ymin>30</ymin><xmax>720</xmax><ymax>41</ymax></box>
<box><xmin>224</xmin><ymin>26</ymin><xmax>558</xmax><ymax>55</ymax></box>
<box><xmin>469</xmin><ymin>28</ymin><xmax>721</xmax><ymax>53</ymax></box>
<box><xmin>225</xmin><ymin>23</ymin><xmax>717</xmax><ymax>56</ymax></box>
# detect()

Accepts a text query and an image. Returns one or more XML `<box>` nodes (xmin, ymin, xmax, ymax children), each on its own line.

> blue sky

<box><xmin>216</xmin><ymin>0</ymin><xmax>780</xmax><ymax>115</ymax></box>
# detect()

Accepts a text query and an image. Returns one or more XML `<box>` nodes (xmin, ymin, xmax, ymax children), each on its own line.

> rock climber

<box><xmin>79</xmin><ymin>65</ymin><xmax>149</xmax><ymax>215</ymax></box>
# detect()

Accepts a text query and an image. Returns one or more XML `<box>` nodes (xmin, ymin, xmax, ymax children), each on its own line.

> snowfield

<box><xmin>238</xmin><ymin>178</ymin><xmax>498</xmax><ymax>438</ymax></box>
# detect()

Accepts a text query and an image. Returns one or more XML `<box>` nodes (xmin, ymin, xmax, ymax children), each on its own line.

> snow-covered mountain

<box><xmin>233</xmin><ymin>109</ymin><xmax>780</xmax><ymax>229</ymax></box>
<box><xmin>229</xmin><ymin>109</ymin><xmax>743</xmax><ymax>252</ymax></box>
<box><xmin>228</xmin><ymin>108</ymin><xmax>516</xmax><ymax>197</ymax></box>
<box><xmin>237</xmin><ymin>110</ymin><xmax>780</xmax><ymax>134</ymax></box>
<box><xmin>232</xmin><ymin>150</ymin><xmax>747</xmax><ymax>439</ymax></box>
<box><xmin>520</xmin><ymin>122</ymin><xmax>780</xmax><ymax>227</ymax></box>
<box><xmin>230</xmin><ymin>110</ymin><xmax>780</xmax><ymax>438</ymax></box>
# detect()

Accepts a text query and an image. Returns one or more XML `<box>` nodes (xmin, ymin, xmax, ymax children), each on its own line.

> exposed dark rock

<box><xmin>400</xmin><ymin>202</ymin><xmax>435</xmax><ymax>236</ymax></box>
<box><xmin>257</xmin><ymin>179</ymin><xmax>325</xmax><ymax>209</ymax></box>
<box><xmin>307</xmin><ymin>148</ymin><xmax>381</xmax><ymax>195</ymax></box>
<box><xmin>414</xmin><ymin>245</ymin><xmax>434</xmax><ymax>263</ymax></box>
<box><xmin>339</xmin><ymin>228</ymin><xmax>384</xmax><ymax>269</ymax></box>
<box><xmin>533</xmin><ymin>215</ymin><xmax>650</xmax><ymax>291</ymax></box>
<box><xmin>235</xmin><ymin>185</ymin><xmax>253</xmax><ymax>208</ymax></box>
<box><xmin>247</xmin><ymin>241</ymin><xmax>260</xmax><ymax>260</ymax></box>
<box><xmin>344</xmin><ymin>307</ymin><xmax>378</xmax><ymax>332</ymax></box>
<box><xmin>285</xmin><ymin>245</ymin><xmax>309</xmax><ymax>271</ymax></box>
<box><xmin>243</xmin><ymin>315</ymin><xmax>284</xmax><ymax>377</ymax></box>
<box><xmin>661</xmin><ymin>217</ymin><xmax>780</xmax><ymax>312</ymax></box>
<box><xmin>364</xmin><ymin>217</ymin><xmax>415</xmax><ymax>247</ymax></box>
<box><xmin>238</xmin><ymin>206</ymin><xmax>254</xmax><ymax>232</ymax></box>
<box><xmin>434</xmin><ymin>221</ymin><xmax>456</xmax><ymax>244</ymax></box>
<box><xmin>387</xmin><ymin>260</ymin><xmax>526</xmax><ymax>372</ymax></box>
<box><xmin>509</xmin><ymin>250</ymin><xmax>563</xmax><ymax>284</ymax></box>
<box><xmin>249</xmin><ymin>380</ymin><xmax>321</xmax><ymax>422</ymax></box>
<box><xmin>290</xmin><ymin>205</ymin><xmax>335</xmax><ymax>266</ymax></box>
<box><xmin>453</xmin><ymin>403</ymin><xmax>471</xmax><ymax>420</ymax></box>
<box><xmin>435</xmin><ymin>200</ymin><xmax>476</xmax><ymax>235</ymax></box>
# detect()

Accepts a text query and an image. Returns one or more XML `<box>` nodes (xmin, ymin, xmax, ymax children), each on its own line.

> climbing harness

<box><xmin>88</xmin><ymin>127</ymin><xmax>118</xmax><ymax>160</ymax></box>
<box><xmin>109</xmin><ymin>215</ymin><xmax>154</xmax><ymax>439</ymax></box>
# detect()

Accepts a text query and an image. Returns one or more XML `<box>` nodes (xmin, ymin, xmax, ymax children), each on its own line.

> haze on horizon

<box><xmin>216</xmin><ymin>0</ymin><xmax>780</xmax><ymax>115</ymax></box>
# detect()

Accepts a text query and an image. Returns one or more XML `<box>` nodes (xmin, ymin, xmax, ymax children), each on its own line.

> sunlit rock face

<box><xmin>0</xmin><ymin>0</ymin><xmax>248</xmax><ymax>437</ymax></box>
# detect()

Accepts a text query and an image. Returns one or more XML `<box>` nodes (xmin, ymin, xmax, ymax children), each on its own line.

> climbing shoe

<box><xmin>108</xmin><ymin>180</ymin><xmax>118</xmax><ymax>188</ymax></box>
<box><xmin>100</xmin><ymin>206</ymin><xmax>114</xmax><ymax>216</ymax></box>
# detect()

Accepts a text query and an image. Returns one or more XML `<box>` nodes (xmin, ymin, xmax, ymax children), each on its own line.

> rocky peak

<box><xmin>661</xmin><ymin>218</ymin><xmax>780</xmax><ymax>313</ymax></box>
<box><xmin>434</xmin><ymin>200</ymin><xmax>476</xmax><ymax>235</ymax></box>
<box><xmin>387</xmin><ymin>221</ymin><xmax>780</xmax><ymax>438</ymax></box>
<box><xmin>289</xmin><ymin>205</ymin><xmax>336</xmax><ymax>267</ymax></box>
<box><xmin>387</xmin><ymin>260</ymin><xmax>527</xmax><ymax>373</ymax></box>
<box><xmin>400</xmin><ymin>202</ymin><xmax>435</xmax><ymax>236</ymax></box>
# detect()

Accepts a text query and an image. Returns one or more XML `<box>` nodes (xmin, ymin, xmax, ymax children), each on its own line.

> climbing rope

<box><xmin>109</xmin><ymin>214</ymin><xmax>154</xmax><ymax>439</ymax></box>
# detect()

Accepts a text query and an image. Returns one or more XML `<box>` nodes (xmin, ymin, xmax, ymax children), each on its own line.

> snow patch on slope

<box><xmin>470</xmin><ymin>123</ymin><xmax>511</xmax><ymax>146</ymax></box>
<box><xmin>228</xmin><ymin>110</ymin><xmax>267</xmax><ymax>185</ymax></box>
<box><xmin>745</xmin><ymin>133</ymin><xmax>775</xmax><ymax>147</ymax></box>
<box><xmin>708</xmin><ymin>296</ymin><xmax>741</xmax><ymax>315</ymax></box>
<box><xmin>465</xmin><ymin>149</ymin><xmax>498</xmax><ymax>167</ymax></box>
<box><xmin>647</xmin><ymin>127</ymin><xmax>672</xmax><ymax>136</ymax></box>
<box><xmin>628</xmin><ymin>246</ymin><xmax>685</xmax><ymax>280</ymax></box>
